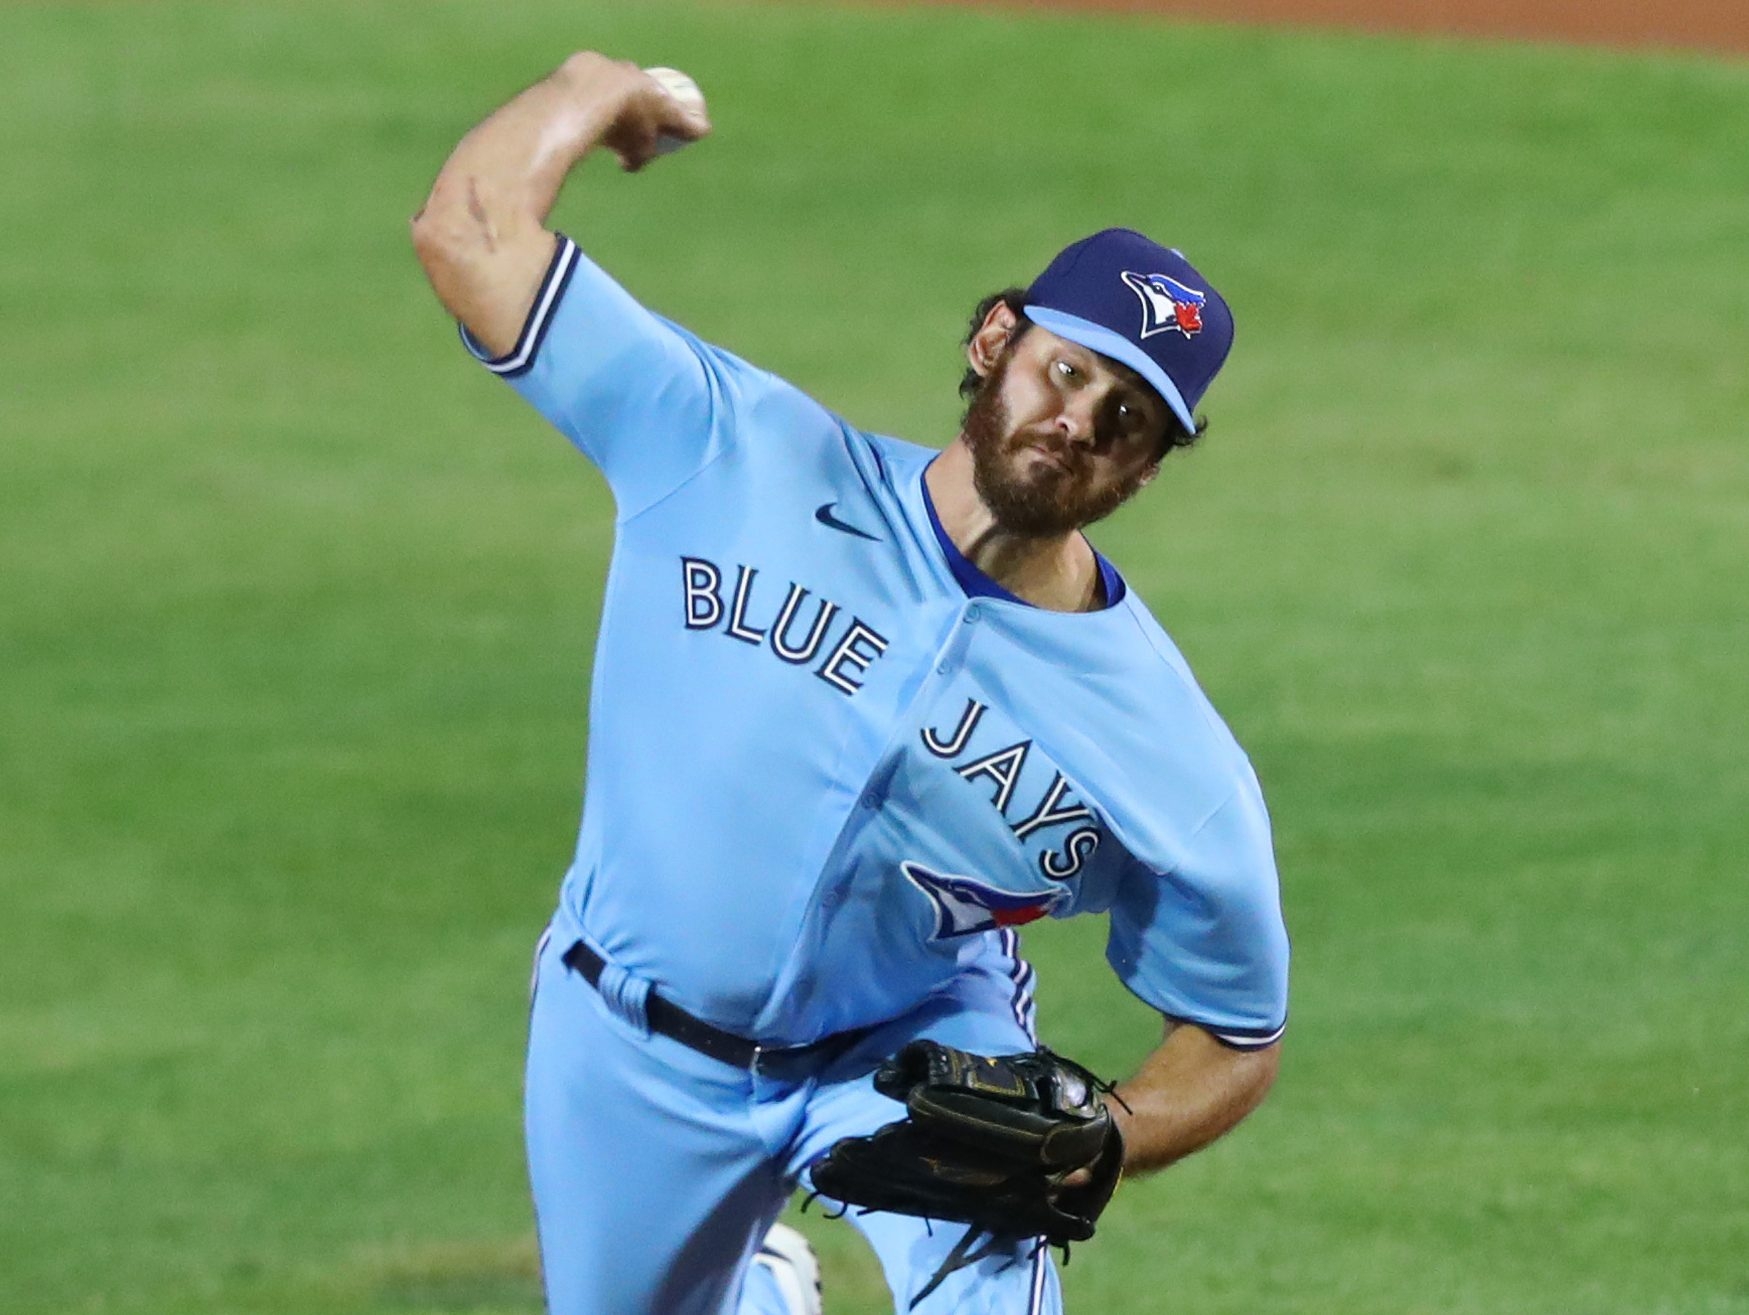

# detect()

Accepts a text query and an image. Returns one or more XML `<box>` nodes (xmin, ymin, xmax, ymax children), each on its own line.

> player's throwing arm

<box><xmin>410</xmin><ymin>53</ymin><xmax>710</xmax><ymax>356</ymax></box>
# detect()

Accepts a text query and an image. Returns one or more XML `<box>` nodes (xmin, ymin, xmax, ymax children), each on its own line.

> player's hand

<box><xmin>558</xmin><ymin>53</ymin><xmax>711</xmax><ymax>173</ymax></box>
<box><xmin>1063</xmin><ymin>1089</ymin><xmax>1133</xmax><ymax>1187</ymax></box>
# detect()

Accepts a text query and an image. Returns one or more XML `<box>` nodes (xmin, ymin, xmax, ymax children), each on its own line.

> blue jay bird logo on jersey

<box><xmin>1121</xmin><ymin>270</ymin><xmax>1207</xmax><ymax>340</ymax></box>
<box><xmin>901</xmin><ymin>861</ymin><xmax>1068</xmax><ymax>939</ymax></box>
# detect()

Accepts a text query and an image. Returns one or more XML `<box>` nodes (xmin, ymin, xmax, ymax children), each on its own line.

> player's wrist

<box><xmin>553</xmin><ymin>50</ymin><xmax>628</xmax><ymax>94</ymax></box>
<box><xmin>549</xmin><ymin>53</ymin><xmax>641</xmax><ymax>135</ymax></box>
<box><xmin>1099</xmin><ymin>1087</ymin><xmax>1141</xmax><ymax>1173</ymax></box>
<box><xmin>547</xmin><ymin>55</ymin><xmax>705</xmax><ymax>173</ymax></box>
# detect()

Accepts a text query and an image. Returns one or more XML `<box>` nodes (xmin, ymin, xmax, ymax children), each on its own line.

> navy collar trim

<box><xmin>920</xmin><ymin>473</ymin><xmax>1127</xmax><ymax>610</ymax></box>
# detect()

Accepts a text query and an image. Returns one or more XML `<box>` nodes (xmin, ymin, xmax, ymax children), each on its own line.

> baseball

<box><xmin>644</xmin><ymin>66</ymin><xmax>707</xmax><ymax>157</ymax></box>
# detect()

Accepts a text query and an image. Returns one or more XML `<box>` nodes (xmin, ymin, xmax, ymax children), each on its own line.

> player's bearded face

<box><xmin>961</xmin><ymin>341</ymin><xmax>1161</xmax><ymax>538</ymax></box>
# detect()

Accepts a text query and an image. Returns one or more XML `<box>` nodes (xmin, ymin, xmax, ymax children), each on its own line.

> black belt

<box><xmin>561</xmin><ymin>940</ymin><xmax>873</xmax><ymax>1075</ymax></box>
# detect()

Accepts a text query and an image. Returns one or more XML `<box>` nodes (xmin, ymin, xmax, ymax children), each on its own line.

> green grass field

<box><xmin>3</xmin><ymin>1</ymin><xmax>1746</xmax><ymax>1312</ymax></box>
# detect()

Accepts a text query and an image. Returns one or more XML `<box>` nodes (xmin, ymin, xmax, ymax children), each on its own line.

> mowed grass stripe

<box><xmin>1</xmin><ymin>1</ymin><xmax>1744</xmax><ymax>1311</ymax></box>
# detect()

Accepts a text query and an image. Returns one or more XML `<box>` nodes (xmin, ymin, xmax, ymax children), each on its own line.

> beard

<box><xmin>961</xmin><ymin>351</ymin><xmax>1151</xmax><ymax>538</ymax></box>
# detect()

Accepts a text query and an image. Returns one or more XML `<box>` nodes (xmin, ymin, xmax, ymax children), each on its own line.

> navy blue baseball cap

<box><xmin>1021</xmin><ymin>228</ymin><xmax>1234</xmax><ymax>435</ymax></box>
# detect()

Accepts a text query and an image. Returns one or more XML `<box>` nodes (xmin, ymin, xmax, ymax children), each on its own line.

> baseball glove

<box><xmin>809</xmin><ymin>1040</ymin><xmax>1125</xmax><ymax>1307</ymax></box>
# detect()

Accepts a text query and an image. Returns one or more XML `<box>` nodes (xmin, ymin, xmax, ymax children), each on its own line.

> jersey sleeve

<box><xmin>1105</xmin><ymin>769</ymin><xmax>1289</xmax><ymax>1050</ymax></box>
<box><xmin>460</xmin><ymin>233</ymin><xmax>759</xmax><ymax>519</ymax></box>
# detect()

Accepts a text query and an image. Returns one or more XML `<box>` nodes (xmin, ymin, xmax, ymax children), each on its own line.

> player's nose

<box><xmin>1055</xmin><ymin>391</ymin><xmax>1100</xmax><ymax>446</ymax></box>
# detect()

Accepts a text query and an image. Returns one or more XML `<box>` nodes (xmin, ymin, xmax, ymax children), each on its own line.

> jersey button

<box><xmin>963</xmin><ymin>603</ymin><xmax>982</xmax><ymax>624</ymax></box>
<box><xmin>860</xmin><ymin>792</ymin><xmax>880</xmax><ymax>809</ymax></box>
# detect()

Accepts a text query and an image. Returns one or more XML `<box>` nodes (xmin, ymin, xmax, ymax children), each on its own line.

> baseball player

<box><xmin>411</xmin><ymin>53</ymin><xmax>1288</xmax><ymax>1315</ymax></box>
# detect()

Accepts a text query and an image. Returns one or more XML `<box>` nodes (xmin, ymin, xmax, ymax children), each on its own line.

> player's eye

<box><xmin>1116</xmin><ymin>396</ymin><xmax>1153</xmax><ymax>430</ymax></box>
<box><xmin>1054</xmin><ymin>360</ymin><xmax>1079</xmax><ymax>382</ymax></box>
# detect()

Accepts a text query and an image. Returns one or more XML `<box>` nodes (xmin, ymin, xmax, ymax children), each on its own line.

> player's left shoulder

<box><xmin>1107</xmin><ymin>592</ymin><xmax>1257</xmax><ymax>771</ymax></box>
<box><xmin>975</xmin><ymin>592</ymin><xmax>1262</xmax><ymax>881</ymax></box>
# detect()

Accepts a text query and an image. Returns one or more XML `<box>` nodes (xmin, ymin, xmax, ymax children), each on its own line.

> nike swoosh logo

<box><xmin>814</xmin><ymin>501</ymin><xmax>880</xmax><ymax>542</ymax></box>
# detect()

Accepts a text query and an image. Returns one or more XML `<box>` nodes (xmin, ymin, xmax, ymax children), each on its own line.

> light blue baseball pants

<box><xmin>525</xmin><ymin>927</ymin><xmax>1062</xmax><ymax>1314</ymax></box>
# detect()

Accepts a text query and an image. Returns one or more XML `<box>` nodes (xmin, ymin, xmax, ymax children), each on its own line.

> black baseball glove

<box><xmin>809</xmin><ymin>1040</ymin><xmax>1125</xmax><ymax>1307</ymax></box>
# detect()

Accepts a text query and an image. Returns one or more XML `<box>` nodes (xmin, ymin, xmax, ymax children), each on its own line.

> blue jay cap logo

<box><xmin>1021</xmin><ymin>228</ymin><xmax>1234</xmax><ymax>436</ymax></box>
<box><xmin>1121</xmin><ymin>271</ymin><xmax>1207</xmax><ymax>339</ymax></box>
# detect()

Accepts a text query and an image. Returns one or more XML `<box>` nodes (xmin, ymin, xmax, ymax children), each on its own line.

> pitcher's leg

<box><xmin>788</xmin><ymin>932</ymin><xmax>1064</xmax><ymax>1313</ymax></box>
<box><xmin>847</xmin><ymin>1209</ymin><xmax>1062</xmax><ymax>1315</ymax></box>
<box><xmin>526</xmin><ymin>932</ymin><xmax>790</xmax><ymax>1315</ymax></box>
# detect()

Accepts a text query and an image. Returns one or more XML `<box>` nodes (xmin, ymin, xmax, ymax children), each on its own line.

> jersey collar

<box><xmin>919</xmin><ymin>464</ymin><xmax>1127</xmax><ymax>610</ymax></box>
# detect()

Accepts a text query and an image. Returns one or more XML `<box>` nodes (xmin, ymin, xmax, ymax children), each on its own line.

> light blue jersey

<box><xmin>468</xmin><ymin>234</ymin><xmax>1288</xmax><ymax>1052</ymax></box>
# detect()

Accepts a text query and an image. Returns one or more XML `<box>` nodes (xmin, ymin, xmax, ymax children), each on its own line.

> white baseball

<box><xmin>644</xmin><ymin>66</ymin><xmax>707</xmax><ymax>157</ymax></box>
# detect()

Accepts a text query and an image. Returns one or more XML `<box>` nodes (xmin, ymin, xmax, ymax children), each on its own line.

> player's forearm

<box><xmin>410</xmin><ymin>53</ymin><xmax>635</xmax><ymax>350</ymax></box>
<box><xmin>1108</xmin><ymin>1023</ymin><xmax>1279</xmax><ymax>1177</ymax></box>
<box><xmin>417</xmin><ymin>54</ymin><xmax>619</xmax><ymax>244</ymax></box>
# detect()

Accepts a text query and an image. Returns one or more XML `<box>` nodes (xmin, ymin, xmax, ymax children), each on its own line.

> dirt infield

<box><xmin>905</xmin><ymin>0</ymin><xmax>1748</xmax><ymax>55</ymax></box>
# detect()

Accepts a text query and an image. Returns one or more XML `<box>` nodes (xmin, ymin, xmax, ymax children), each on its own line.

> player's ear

<box><xmin>967</xmin><ymin>300</ymin><xmax>1019</xmax><ymax>378</ymax></box>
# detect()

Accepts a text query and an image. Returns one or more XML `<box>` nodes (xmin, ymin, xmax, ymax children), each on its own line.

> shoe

<box><xmin>753</xmin><ymin>1221</ymin><xmax>823</xmax><ymax>1315</ymax></box>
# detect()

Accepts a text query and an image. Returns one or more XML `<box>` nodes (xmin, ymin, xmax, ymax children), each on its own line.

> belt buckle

<box><xmin>750</xmin><ymin>1039</ymin><xmax>804</xmax><ymax>1080</ymax></box>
